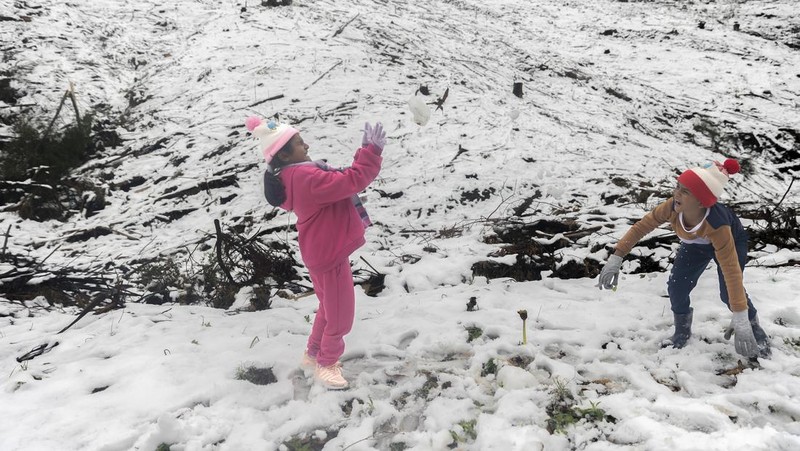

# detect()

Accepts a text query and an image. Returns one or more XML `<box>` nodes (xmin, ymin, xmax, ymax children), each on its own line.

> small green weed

<box><xmin>282</xmin><ymin>429</ymin><xmax>338</xmax><ymax>451</ymax></box>
<box><xmin>449</xmin><ymin>418</ymin><xmax>478</xmax><ymax>444</ymax></box>
<box><xmin>546</xmin><ymin>378</ymin><xmax>577</xmax><ymax>434</ymax></box>
<box><xmin>466</xmin><ymin>325</ymin><xmax>483</xmax><ymax>343</ymax></box>
<box><xmin>480</xmin><ymin>358</ymin><xmax>498</xmax><ymax>377</ymax></box>
<box><xmin>548</xmin><ymin>411</ymin><xmax>578</xmax><ymax>433</ymax></box>
<box><xmin>576</xmin><ymin>401</ymin><xmax>608</xmax><ymax>422</ymax></box>
<box><xmin>415</xmin><ymin>371</ymin><xmax>439</xmax><ymax>399</ymax></box>
<box><xmin>552</xmin><ymin>377</ymin><xmax>572</xmax><ymax>401</ymax></box>
<box><xmin>546</xmin><ymin>378</ymin><xmax>615</xmax><ymax>434</ymax></box>
<box><xmin>283</xmin><ymin>437</ymin><xmax>313</xmax><ymax>451</ymax></box>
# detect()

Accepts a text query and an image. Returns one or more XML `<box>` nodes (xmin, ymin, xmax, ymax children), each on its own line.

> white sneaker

<box><xmin>315</xmin><ymin>362</ymin><xmax>348</xmax><ymax>390</ymax></box>
<box><xmin>301</xmin><ymin>351</ymin><xmax>341</xmax><ymax>372</ymax></box>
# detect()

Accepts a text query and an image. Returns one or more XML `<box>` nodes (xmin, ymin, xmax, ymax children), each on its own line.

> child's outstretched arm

<box><xmin>597</xmin><ymin>199</ymin><xmax>674</xmax><ymax>290</ymax></box>
<box><xmin>708</xmin><ymin>226</ymin><xmax>759</xmax><ymax>357</ymax></box>
<box><xmin>306</xmin><ymin>149</ymin><xmax>381</xmax><ymax>205</ymax></box>
<box><xmin>306</xmin><ymin>122</ymin><xmax>385</xmax><ymax>205</ymax></box>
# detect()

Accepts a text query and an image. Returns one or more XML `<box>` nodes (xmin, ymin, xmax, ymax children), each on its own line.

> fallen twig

<box><xmin>57</xmin><ymin>293</ymin><xmax>107</xmax><ymax>334</ymax></box>
<box><xmin>16</xmin><ymin>341</ymin><xmax>60</xmax><ymax>363</ymax></box>
<box><xmin>304</xmin><ymin>60</ymin><xmax>343</xmax><ymax>90</ymax></box>
<box><xmin>276</xmin><ymin>289</ymin><xmax>315</xmax><ymax>301</ymax></box>
<box><xmin>332</xmin><ymin>13</ymin><xmax>359</xmax><ymax>38</ymax></box>
<box><xmin>359</xmin><ymin>256</ymin><xmax>382</xmax><ymax>276</ymax></box>
<box><xmin>398</xmin><ymin>228</ymin><xmax>438</xmax><ymax>234</ymax></box>
<box><xmin>247</xmin><ymin>94</ymin><xmax>285</xmax><ymax>109</ymax></box>
<box><xmin>771</xmin><ymin>177</ymin><xmax>795</xmax><ymax>214</ymax></box>
<box><xmin>31</xmin><ymin>244</ymin><xmax>63</xmax><ymax>272</ymax></box>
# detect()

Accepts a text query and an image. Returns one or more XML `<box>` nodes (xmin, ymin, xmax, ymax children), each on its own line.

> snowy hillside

<box><xmin>1</xmin><ymin>0</ymin><xmax>800</xmax><ymax>450</ymax></box>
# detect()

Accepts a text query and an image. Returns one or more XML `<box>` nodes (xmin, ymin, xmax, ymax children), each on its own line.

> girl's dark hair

<box><xmin>263</xmin><ymin>140</ymin><xmax>294</xmax><ymax>207</ymax></box>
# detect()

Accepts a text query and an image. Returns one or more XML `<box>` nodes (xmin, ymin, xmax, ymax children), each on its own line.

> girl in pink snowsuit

<box><xmin>245</xmin><ymin>116</ymin><xmax>385</xmax><ymax>389</ymax></box>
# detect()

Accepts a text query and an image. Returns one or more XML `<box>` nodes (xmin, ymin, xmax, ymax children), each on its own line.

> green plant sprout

<box><xmin>449</xmin><ymin>418</ymin><xmax>477</xmax><ymax>444</ymax></box>
<box><xmin>481</xmin><ymin>358</ymin><xmax>498</xmax><ymax>377</ymax></box>
<box><xmin>466</xmin><ymin>325</ymin><xmax>483</xmax><ymax>343</ymax></box>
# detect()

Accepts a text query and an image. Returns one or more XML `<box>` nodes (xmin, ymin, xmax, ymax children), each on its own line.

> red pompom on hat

<box><xmin>677</xmin><ymin>158</ymin><xmax>739</xmax><ymax>207</ymax></box>
<box><xmin>722</xmin><ymin>158</ymin><xmax>740</xmax><ymax>175</ymax></box>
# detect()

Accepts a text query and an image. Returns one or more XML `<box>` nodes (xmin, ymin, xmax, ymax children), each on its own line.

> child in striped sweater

<box><xmin>598</xmin><ymin>159</ymin><xmax>771</xmax><ymax>359</ymax></box>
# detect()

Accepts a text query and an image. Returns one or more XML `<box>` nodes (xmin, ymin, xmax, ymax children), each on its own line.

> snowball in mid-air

<box><xmin>407</xmin><ymin>95</ymin><xmax>431</xmax><ymax>126</ymax></box>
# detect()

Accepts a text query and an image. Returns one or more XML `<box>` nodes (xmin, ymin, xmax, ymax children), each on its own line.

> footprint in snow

<box><xmin>397</xmin><ymin>329</ymin><xmax>419</xmax><ymax>350</ymax></box>
<box><xmin>290</xmin><ymin>368</ymin><xmax>313</xmax><ymax>401</ymax></box>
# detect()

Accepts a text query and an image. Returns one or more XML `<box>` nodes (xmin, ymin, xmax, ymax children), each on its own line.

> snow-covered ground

<box><xmin>2</xmin><ymin>268</ymin><xmax>800</xmax><ymax>450</ymax></box>
<box><xmin>1</xmin><ymin>0</ymin><xmax>800</xmax><ymax>449</ymax></box>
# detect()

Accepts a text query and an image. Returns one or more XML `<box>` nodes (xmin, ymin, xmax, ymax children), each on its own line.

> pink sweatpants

<box><xmin>306</xmin><ymin>259</ymin><xmax>356</xmax><ymax>367</ymax></box>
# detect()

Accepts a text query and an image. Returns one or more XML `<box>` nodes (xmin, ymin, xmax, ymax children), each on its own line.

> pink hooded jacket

<box><xmin>279</xmin><ymin>144</ymin><xmax>382</xmax><ymax>273</ymax></box>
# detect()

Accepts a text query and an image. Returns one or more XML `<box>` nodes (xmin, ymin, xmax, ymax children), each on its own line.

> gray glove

<box><xmin>730</xmin><ymin>310</ymin><xmax>758</xmax><ymax>357</ymax></box>
<box><xmin>723</xmin><ymin>321</ymin><xmax>734</xmax><ymax>340</ymax></box>
<box><xmin>597</xmin><ymin>255</ymin><xmax>623</xmax><ymax>290</ymax></box>
<box><xmin>362</xmin><ymin>122</ymin><xmax>386</xmax><ymax>151</ymax></box>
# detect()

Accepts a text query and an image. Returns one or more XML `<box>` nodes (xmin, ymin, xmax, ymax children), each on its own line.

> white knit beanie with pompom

<box><xmin>245</xmin><ymin>116</ymin><xmax>299</xmax><ymax>163</ymax></box>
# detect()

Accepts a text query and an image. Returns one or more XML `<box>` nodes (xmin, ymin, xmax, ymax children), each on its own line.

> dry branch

<box><xmin>247</xmin><ymin>94</ymin><xmax>285</xmax><ymax>109</ymax></box>
<box><xmin>305</xmin><ymin>60</ymin><xmax>343</xmax><ymax>90</ymax></box>
<box><xmin>68</xmin><ymin>82</ymin><xmax>81</xmax><ymax>124</ymax></box>
<box><xmin>1</xmin><ymin>224</ymin><xmax>10</xmax><ymax>258</ymax></box>
<box><xmin>214</xmin><ymin>219</ymin><xmax>236</xmax><ymax>285</ymax></box>
<box><xmin>16</xmin><ymin>342</ymin><xmax>60</xmax><ymax>363</ymax></box>
<box><xmin>57</xmin><ymin>293</ymin><xmax>107</xmax><ymax>334</ymax></box>
<box><xmin>771</xmin><ymin>177</ymin><xmax>795</xmax><ymax>213</ymax></box>
<box><xmin>332</xmin><ymin>14</ymin><xmax>359</xmax><ymax>38</ymax></box>
<box><xmin>41</xmin><ymin>88</ymin><xmax>71</xmax><ymax>143</ymax></box>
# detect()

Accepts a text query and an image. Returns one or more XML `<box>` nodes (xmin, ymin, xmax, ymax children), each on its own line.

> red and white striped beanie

<box><xmin>677</xmin><ymin>159</ymin><xmax>740</xmax><ymax>207</ymax></box>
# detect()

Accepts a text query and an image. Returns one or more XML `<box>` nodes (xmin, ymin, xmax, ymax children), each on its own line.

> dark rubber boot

<box><xmin>750</xmin><ymin>314</ymin><xmax>771</xmax><ymax>358</ymax></box>
<box><xmin>662</xmin><ymin>308</ymin><xmax>693</xmax><ymax>349</ymax></box>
